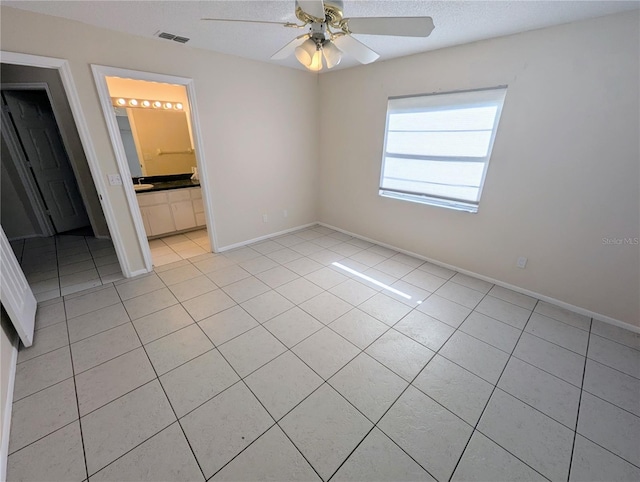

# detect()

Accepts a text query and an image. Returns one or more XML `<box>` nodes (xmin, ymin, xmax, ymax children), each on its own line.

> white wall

<box><xmin>0</xmin><ymin>6</ymin><xmax>319</xmax><ymax>268</ymax></box>
<box><xmin>318</xmin><ymin>12</ymin><xmax>640</xmax><ymax>326</ymax></box>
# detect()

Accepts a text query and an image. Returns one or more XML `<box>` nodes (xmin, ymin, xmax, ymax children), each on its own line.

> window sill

<box><xmin>379</xmin><ymin>190</ymin><xmax>478</xmax><ymax>213</ymax></box>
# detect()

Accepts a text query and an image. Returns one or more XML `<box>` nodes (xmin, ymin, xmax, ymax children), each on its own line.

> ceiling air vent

<box><xmin>155</xmin><ymin>31</ymin><xmax>190</xmax><ymax>44</ymax></box>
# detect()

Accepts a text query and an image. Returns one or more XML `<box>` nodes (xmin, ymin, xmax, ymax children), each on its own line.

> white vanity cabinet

<box><xmin>168</xmin><ymin>190</ymin><xmax>196</xmax><ymax>231</ymax></box>
<box><xmin>136</xmin><ymin>187</ymin><xmax>205</xmax><ymax>237</ymax></box>
<box><xmin>191</xmin><ymin>189</ymin><xmax>206</xmax><ymax>226</ymax></box>
<box><xmin>137</xmin><ymin>192</ymin><xmax>175</xmax><ymax>236</ymax></box>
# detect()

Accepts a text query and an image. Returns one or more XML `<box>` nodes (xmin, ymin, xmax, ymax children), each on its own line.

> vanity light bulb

<box><xmin>164</xmin><ymin>102</ymin><xmax>172</xmax><ymax>109</ymax></box>
<box><xmin>153</xmin><ymin>101</ymin><xmax>162</xmax><ymax>108</ymax></box>
<box><xmin>116</xmin><ymin>98</ymin><xmax>126</xmax><ymax>106</ymax></box>
<box><xmin>141</xmin><ymin>100</ymin><xmax>151</xmax><ymax>108</ymax></box>
<box><xmin>175</xmin><ymin>103</ymin><xmax>183</xmax><ymax>110</ymax></box>
<box><xmin>129</xmin><ymin>99</ymin><xmax>138</xmax><ymax>106</ymax></box>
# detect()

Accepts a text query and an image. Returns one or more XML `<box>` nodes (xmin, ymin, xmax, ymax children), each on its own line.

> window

<box><xmin>379</xmin><ymin>87</ymin><xmax>507</xmax><ymax>213</ymax></box>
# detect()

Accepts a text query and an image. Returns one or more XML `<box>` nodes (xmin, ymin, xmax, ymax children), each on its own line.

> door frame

<box><xmin>1</xmin><ymin>82</ymin><xmax>98</xmax><ymax>236</ymax></box>
<box><xmin>0</xmin><ymin>51</ymin><xmax>137</xmax><ymax>277</ymax></box>
<box><xmin>0</xmin><ymin>96</ymin><xmax>55</xmax><ymax>237</ymax></box>
<box><xmin>91</xmin><ymin>64</ymin><xmax>219</xmax><ymax>272</ymax></box>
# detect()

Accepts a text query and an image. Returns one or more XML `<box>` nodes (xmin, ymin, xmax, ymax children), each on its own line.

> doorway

<box><xmin>91</xmin><ymin>65</ymin><xmax>218</xmax><ymax>272</ymax></box>
<box><xmin>0</xmin><ymin>56</ymin><xmax>122</xmax><ymax>300</ymax></box>
<box><xmin>2</xmin><ymin>89</ymin><xmax>91</xmax><ymax>235</ymax></box>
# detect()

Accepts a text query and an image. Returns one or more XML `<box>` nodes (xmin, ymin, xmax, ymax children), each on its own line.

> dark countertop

<box><xmin>136</xmin><ymin>179</ymin><xmax>200</xmax><ymax>192</ymax></box>
<box><xmin>132</xmin><ymin>174</ymin><xmax>200</xmax><ymax>193</ymax></box>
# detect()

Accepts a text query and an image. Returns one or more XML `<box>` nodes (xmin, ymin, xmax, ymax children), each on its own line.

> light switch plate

<box><xmin>516</xmin><ymin>256</ymin><xmax>528</xmax><ymax>269</ymax></box>
<box><xmin>108</xmin><ymin>174</ymin><xmax>123</xmax><ymax>186</ymax></box>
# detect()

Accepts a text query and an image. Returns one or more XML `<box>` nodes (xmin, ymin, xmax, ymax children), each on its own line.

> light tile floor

<box><xmin>7</xmin><ymin>225</ymin><xmax>640</xmax><ymax>481</ymax></box>
<box><xmin>10</xmin><ymin>234</ymin><xmax>123</xmax><ymax>302</ymax></box>
<box><xmin>149</xmin><ymin>229</ymin><xmax>210</xmax><ymax>266</ymax></box>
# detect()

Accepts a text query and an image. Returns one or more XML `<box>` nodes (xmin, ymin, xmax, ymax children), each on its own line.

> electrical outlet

<box><xmin>108</xmin><ymin>174</ymin><xmax>122</xmax><ymax>186</ymax></box>
<box><xmin>262</xmin><ymin>214</ymin><xmax>268</xmax><ymax>223</ymax></box>
<box><xmin>516</xmin><ymin>256</ymin><xmax>528</xmax><ymax>269</ymax></box>
<box><xmin>283</xmin><ymin>209</ymin><xmax>288</xmax><ymax>218</ymax></box>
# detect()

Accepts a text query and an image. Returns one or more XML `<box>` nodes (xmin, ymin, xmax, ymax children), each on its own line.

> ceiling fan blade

<box><xmin>271</xmin><ymin>35</ymin><xmax>309</xmax><ymax>60</ymax></box>
<box><xmin>297</xmin><ymin>0</ymin><xmax>325</xmax><ymax>20</ymax></box>
<box><xmin>333</xmin><ymin>35</ymin><xmax>379</xmax><ymax>65</ymax></box>
<box><xmin>201</xmin><ymin>18</ymin><xmax>299</xmax><ymax>28</ymax></box>
<box><xmin>346</xmin><ymin>17</ymin><xmax>435</xmax><ymax>37</ymax></box>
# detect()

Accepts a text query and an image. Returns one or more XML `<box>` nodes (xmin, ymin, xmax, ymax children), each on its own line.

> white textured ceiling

<box><xmin>4</xmin><ymin>1</ymin><xmax>639</xmax><ymax>71</ymax></box>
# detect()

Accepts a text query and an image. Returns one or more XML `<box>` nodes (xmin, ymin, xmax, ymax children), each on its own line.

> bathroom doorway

<box><xmin>92</xmin><ymin>66</ymin><xmax>218</xmax><ymax>271</ymax></box>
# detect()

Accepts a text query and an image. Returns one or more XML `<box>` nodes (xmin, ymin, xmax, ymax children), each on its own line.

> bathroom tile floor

<box><xmin>149</xmin><ymin>229</ymin><xmax>210</xmax><ymax>266</ymax></box>
<box><xmin>7</xmin><ymin>225</ymin><xmax>640</xmax><ymax>481</ymax></box>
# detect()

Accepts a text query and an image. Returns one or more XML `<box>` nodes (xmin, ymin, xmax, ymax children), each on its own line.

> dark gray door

<box><xmin>3</xmin><ymin>90</ymin><xmax>90</xmax><ymax>233</ymax></box>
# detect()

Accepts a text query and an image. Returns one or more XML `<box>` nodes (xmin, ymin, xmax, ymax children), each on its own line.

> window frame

<box><xmin>379</xmin><ymin>86</ymin><xmax>507</xmax><ymax>213</ymax></box>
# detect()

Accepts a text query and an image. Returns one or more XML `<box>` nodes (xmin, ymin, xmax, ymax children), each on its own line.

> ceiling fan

<box><xmin>202</xmin><ymin>0</ymin><xmax>434</xmax><ymax>71</ymax></box>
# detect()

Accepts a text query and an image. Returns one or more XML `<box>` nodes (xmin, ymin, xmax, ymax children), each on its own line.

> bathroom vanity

<box><xmin>136</xmin><ymin>186</ymin><xmax>205</xmax><ymax>237</ymax></box>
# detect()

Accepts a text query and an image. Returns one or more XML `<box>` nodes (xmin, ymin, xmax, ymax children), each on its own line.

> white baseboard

<box><xmin>318</xmin><ymin>222</ymin><xmax>640</xmax><ymax>334</ymax></box>
<box><xmin>127</xmin><ymin>267</ymin><xmax>152</xmax><ymax>279</ymax></box>
<box><xmin>1</xmin><ymin>332</ymin><xmax>19</xmax><ymax>482</ymax></box>
<box><xmin>6</xmin><ymin>234</ymin><xmax>44</xmax><ymax>242</ymax></box>
<box><xmin>217</xmin><ymin>222</ymin><xmax>318</xmax><ymax>252</ymax></box>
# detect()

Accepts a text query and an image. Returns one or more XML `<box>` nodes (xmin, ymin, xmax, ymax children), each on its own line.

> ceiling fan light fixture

<box><xmin>308</xmin><ymin>49</ymin><xmax>323</xmax><ymax>71</ymax></box>
<box><xmin>294</xmin><ymin>38</ymin><xmax>318</xmax><ymax>68</ymax></box>
<box><xmin>323</xmin><ymin>40</ymin><xmax>342</xmax><ymax>69</ymax></box>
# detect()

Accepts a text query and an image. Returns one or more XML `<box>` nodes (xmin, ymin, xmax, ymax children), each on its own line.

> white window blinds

<box><xmin>380</xmin><ymin>87</ymin><xmax>507</xmax><ymax>212</ymax></box>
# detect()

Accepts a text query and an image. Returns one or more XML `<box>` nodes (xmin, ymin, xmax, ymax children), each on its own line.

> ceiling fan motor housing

<box><xmin>306</xmin><ymin>21</ymin><xmax>329</xmax><ymax>47</ymax></box>
<box><xmin>296</xmin><ymin>0</ymin><xmax>345</xmax><ymax>27</ymax></box>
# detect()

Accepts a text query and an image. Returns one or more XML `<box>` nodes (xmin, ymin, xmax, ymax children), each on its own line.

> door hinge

<box><xmin>1</xmin><ymin>105</ymin><xmax>10</xmax><ymax>114</ymax></box>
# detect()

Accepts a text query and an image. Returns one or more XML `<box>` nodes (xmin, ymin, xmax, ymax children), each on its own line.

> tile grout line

<box><xmin>16</xmin><ymin>226</ymin><xmax>638</xmax><ymax>480</ymax></box>
<box><xmin>188</xmin><ymin>304</ymin><xmax>326</xmax><ymax>482</ymax></box>
<box><xmin>445</xmin><ymin>299</ymin><xmax>549</xmax><ymax>482</ymax></box>
<box><xmin>216</xmin><ymin>231</ymin><xmax>596</xmax><ymax>478</ymax></box>
<box><xmin>9</xmin><ymin>369</ymin><xmax>75</xmax><ymax>404</ymax></box>
<box><xmin>6</xmin><ymin>418</ymin><xmax>79</xmax><ymax>459</ymax></box>
<box><xmin>106</xmin><ymin>283</ymin><xmax>210</xmax><ymax>482</ymax></box>
<box><xmin>158</xmin><ymin>232</ymin><xmax>575</xmax><ymax>461</ymax></box>
<box><xmin>578</xmin><ymin>385</ymin><xmax>640</xmax><ymax>420</ymax></box>
<box><xmin>164</xmin><ymin>243</ymin><xmax>422</xmax><ymax>479</ymax></box>
<box><xmin>314</xmin><ymin>277</ymin><xmax>494</xmax><ymax>480</ymax></box>
<box><xmin>59</xmin><ymin>236</ymin><xmax>91</xmax><ymax>482</ymax></box>
<box><xmin>211</xmin><ymin>258</ymin><xmax>445</xmax><ymax>475</ymax></box>
<box><xmin>324</xmin><ymin>280</ymin><xmax>493</xmax><ymax>481</ymax></box>
<box><xmin>567</xmin><ymin>318</ymin><xmax>593</xmax><ymax>482</ymax></box>
<box><xmin>586</xmin><ymin>328</ymin><xmax>640</xmax><ymax>353</ymax></box>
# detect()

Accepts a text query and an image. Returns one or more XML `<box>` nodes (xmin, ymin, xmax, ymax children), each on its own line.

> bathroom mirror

<box><xmin>115</xmin><ymin>108</ymin><xmax>196</xmax><ymax>177</ymax></box>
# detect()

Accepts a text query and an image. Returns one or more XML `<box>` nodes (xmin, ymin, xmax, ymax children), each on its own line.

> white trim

<box><xmin>128</xmin><ymin>268</ymin><xmax>150</xmax><ymax>278</ymax></box>
<box><xmin>0</xmin><ymin>331</ymin><xmax>19</xmax><ymax>482</ymax></box>
<box><xmin>90</xmin><ymin>66</ymin><xmax>153</xmax><ymax>273</ymax></box>
<box><xmin>0</xmin><ymin>51</ymin><xmax>133</xmax><ymax>277</ymax></box>
<box><xmin>217</xmin><ymin>222</ymin><xmax>317</xmax><ymax>252</ymax></box>
<box><xmin>318</xmin><ymin>222</ymin><xmax>640</xmax><ymax>334</ymax></box>
<box><xmin>90</xmin><ymin>65</ymin><xmax>220</xmax><ymax>275</ymax></box>
<box><xmin>2</xmin><ymin>82</ymin><xmax>102</xmax><ymax>237</ymax></box>
<box><xmin>184</xmin><ymin>80</ymin><xmax>220</xmax><ymax>253</ymax></box>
